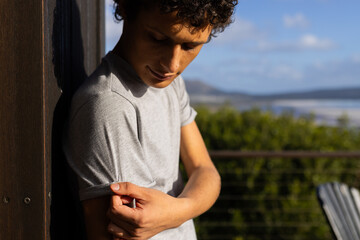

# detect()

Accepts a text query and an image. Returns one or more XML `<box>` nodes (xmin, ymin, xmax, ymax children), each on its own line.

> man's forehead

<box><xmin>144</xmin><ymin>7</ymin><xmax>212</xmax><ymax>39</ymax></box>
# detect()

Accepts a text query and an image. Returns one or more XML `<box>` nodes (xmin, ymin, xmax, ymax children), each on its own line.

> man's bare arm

<box><xmin>82</xmin><ymin>196</ymin><xmax>112</xmax><ymax>240</ymax></box>
<box><xmin>178</xmin><ymin>120</ymin><xmax>221</xmax><ymax>218</ymax></box>
<box><xmin>107</xmin><ymin>120</ymin><xmax>221</xmax><ymax>239</ymax></box>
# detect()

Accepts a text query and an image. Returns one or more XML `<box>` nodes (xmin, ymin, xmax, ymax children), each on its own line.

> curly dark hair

<box><xmin>113</xmin><ymin>0</ymin><xmax>238</xmax><ymax>38</ymax></box>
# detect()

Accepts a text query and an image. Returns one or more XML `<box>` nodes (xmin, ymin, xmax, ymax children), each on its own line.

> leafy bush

<box><xmin>194</xmin><ymin>105</ymin><xmax>360</xmax><ymax>240</ymax></box>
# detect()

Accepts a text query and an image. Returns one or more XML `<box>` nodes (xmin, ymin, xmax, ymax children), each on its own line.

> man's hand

<box><xmin>107</xmin><ymin>121</ymin><xmax>221</xmax><ymax>239</ymax></box>
<box><xmin>107</xmin><ymin>182</ymin><xmax>188</xmax><ymax>240</ymax></box>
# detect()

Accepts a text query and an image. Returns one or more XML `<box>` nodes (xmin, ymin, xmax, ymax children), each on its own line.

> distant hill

<box><xmin>185</xmin><ymin>80</ymin><xmax>360</xmax><ymax>125</ymax></box>
<box><xmin>185</xmin><ymin>80</ymin><xmax>360</xmax><ymax>100</ymax></box>
<box><xmin>185</xmin><ymin>80</ymin><xmax>226</xmax><ymax>95</ymax></box>
<box><xmin>185</xmin><ymin>80</ymin><xmax>252</xmax><ymax>107</ymax></box>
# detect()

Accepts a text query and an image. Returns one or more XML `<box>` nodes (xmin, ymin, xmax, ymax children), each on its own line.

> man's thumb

<box><xmin>110</xmin><ymin>182</ymin><xmax>143</xmax><ymax>199</ymax></box>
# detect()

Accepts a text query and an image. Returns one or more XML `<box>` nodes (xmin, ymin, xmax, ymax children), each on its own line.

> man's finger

<box><xmin>108</xmin><ymin>222</ymin><xmax>132</xmax><ymax>239</ymax></box>
<box><xmin>111</xmin><ymin>195</ymin><xmax>123</xmax><ymax>207</ymax></box>
<box><xmin>110</xmin><ymin>182</ymin><xmax>145</xmax><ymax>199</ymax></box>
<box><xmin>108</xmin><ymin>196</ymin><xmax>140</xmax><ymax>224</ymax></box>
<box><xmin>111</xmin><ymin>193</ymin><xmax>134</xmax><ymax>206</ymax></box>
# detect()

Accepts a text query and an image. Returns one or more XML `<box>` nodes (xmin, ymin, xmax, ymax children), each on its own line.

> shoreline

<box><xmin>190</xmin><ymin>96</ymin><xmax>360</xmax><ymax>127</ymax></box>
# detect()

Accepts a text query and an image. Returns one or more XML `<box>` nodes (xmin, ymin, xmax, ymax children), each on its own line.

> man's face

<box><xmin>118</xmin><ymin>8</ymin><xmax>212</xmax><ymax>88</ymax></box>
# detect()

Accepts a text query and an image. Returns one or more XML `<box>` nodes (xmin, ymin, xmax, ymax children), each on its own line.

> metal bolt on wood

<box><xmin>24</xmin><ymin>197</ymin><xmax>31</xmax><ymax>205</ymax></box>
<box><xmin>2</xmin><ymin>196</ymin><xmax>10</xmax><ymax>204</ymax></box>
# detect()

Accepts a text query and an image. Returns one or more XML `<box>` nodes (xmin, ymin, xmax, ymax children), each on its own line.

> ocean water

<box><xmin>265</xmin><ymin>99</ymin><xmax>360</xmax><ymax>126</ymax></box>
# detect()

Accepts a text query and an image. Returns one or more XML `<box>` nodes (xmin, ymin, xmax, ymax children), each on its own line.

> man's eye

<box><xmin>150</xmin><ymin>33</ymin><xmax>167</xmax><ymax>42</ymax></box>
<box><xmin>182</xmin><ymin>44</ymin><xmax>196</xmax><ymax>51</ymax></box>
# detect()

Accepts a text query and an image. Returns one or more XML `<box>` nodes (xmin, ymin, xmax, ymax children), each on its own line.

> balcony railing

<box><xmin>195</xmin><ymin>151</ymin><xmax>360</xmax><ymax>240</ymax></box>
<box><xmin>209</xmin><ymin>150</ymin><xmax>360</xmax><ymax>158</ymax></box>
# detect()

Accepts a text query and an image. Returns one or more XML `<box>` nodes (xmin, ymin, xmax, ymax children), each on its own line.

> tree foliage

<box><xmin>193</xmin><ymin>105</ymin><xmax>360</xmax><ymax>240</ymax></box>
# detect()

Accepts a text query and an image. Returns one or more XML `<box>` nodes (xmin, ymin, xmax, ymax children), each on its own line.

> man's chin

<box><xmin>152</xmin><ymin>81</ymin><xmax>173</xmax><ymax>89</ymax></box>
<box><xmin>143</xmin><ymin>77</ymin><xmax>175</xmax><ymax>89</ymax></box>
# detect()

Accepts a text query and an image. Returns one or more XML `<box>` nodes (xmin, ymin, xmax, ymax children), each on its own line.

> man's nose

<box><xmin>161</xmin><ymin>44</ymin><xmax>181</xmax><ymax>73</ymax></box>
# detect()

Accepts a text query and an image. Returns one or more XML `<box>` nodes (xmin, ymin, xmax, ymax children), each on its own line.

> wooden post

<box><xmin>0</xmin><ymin>0</ymin><xmax>104</xmax><ymax>239</ymax></box>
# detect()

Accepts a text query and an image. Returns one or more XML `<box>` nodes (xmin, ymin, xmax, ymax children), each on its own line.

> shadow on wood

<box><xmin>50</xmin><ymin>0</ymin><xmax>90</xmax><ymax>239</ymax></box>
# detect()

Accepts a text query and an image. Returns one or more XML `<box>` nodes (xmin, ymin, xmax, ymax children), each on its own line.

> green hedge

<box><xmin>193</xmin><ymin>106</ymin><xmax>360</xmax><ymax>240</ymax></box>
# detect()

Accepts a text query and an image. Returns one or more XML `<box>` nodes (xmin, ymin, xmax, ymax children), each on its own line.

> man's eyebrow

<box><xmin>146</xmin><ymin>25</ymin><xmax>167</xmax><ymax>36</ymax></box>
<box><xmin>191</xmin><ymin>40</ymin><xmax>208</xmax><ymax>45</ymax></box>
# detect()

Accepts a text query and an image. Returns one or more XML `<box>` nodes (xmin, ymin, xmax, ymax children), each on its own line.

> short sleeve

<box><xmin>175</xmin><ymin>76</ymin><xmax>197</xmax><ymax>126</ymax></box>
<box><xmin>63</xmin><ymin>92</ymin><xmax>155</xmax><ymax>201</ymax></box>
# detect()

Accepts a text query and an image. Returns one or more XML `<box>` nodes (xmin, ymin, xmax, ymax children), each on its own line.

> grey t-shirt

<box><xmin>63</xmin><ymin>52</ymin><xmax>197</xmax><ymax>239</ymax></box>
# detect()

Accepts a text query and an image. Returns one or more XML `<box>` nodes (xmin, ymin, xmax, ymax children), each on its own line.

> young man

<box><xmin>63</xmin><ymin>0</ymin><xmax>237</xmax><ymax>239</ymax></box>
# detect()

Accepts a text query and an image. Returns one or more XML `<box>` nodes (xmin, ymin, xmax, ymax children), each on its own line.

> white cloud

<box><xmin>185</xmin><ymin>56</ymin><xmax>305</xmax><ymax>93</ymax></box>
<box><xmin>213</xmin><ymin>17</ymin><xmax>267</xmax><ymax>44</ymax></box>
<box><xmin>304</xmin><ymin>57</ymin><xmax>360</xmax><ymax>87</ymax></box>
<box><xmin>299</xmin><ymin>34</ymin><xmax>334</xmax><ymax>49</ymax></box>
<box><xmin>186</xmin><ymin>53</ymin><xmax>360</xmax><ymax>94</ymax></box>
<box><xmin>283</xmin><ymin>13</ymin><xmax>310</xmax><ymax>29</ymax></box>
<box><xmin>267</xmin><ymin>65</ymin><xmax>303</xmax><ymax>81</ymax></box>
<box><xmin>352</xmin><ymin>54</ymin><xmax>360</xmax><ymax>63</ymax></box>
<box><xmin>276</xmin><ymin>0</ymin><xmax>330</xmax><ymax>2</ymax></box>
<box><xmin>210</xmin><ymin>16</ymin><xmax>333</xmax><ymax>53</ymax></box>
<box><xmin>255</xmin><ymin>34</ymin><xmax>335</xmax><ymax>52</ymax></box>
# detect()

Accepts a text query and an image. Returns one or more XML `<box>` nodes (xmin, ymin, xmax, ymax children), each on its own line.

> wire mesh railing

<box><xmin>195</xmin><ymin>151</ymin><xmax>360</xmax><ymax>240</ymax></box>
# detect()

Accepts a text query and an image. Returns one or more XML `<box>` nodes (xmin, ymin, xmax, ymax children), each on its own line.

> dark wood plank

<box><xmin>0</xmin><ymin>0</ymin><xmax>45</xmax><ymax>239</ymax></box>
<box><xmin>0</xmin><ymin>0</ymin><xmax>104</xmax><ymax>239</ymax></box>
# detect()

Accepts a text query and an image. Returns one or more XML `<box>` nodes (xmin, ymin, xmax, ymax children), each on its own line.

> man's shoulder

<box><xmin>69</xmin><ymin>61</ymin><xmax>137</xmax><ymax>123</ymax></box>
<box><xmin>77</xmin><ymin>62</ymin><xmax>111</xmax><ymax>96</ymax></box>
<box><xmin>72</xmin><ymin>58</ymin><xmax>133</xmax><ymax>109</ymax></box>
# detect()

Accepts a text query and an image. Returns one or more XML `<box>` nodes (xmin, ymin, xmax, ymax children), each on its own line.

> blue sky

<box><xmin>105</xmin><ymin>0</ymin><xmax>360</xmax><ymax>94</ymax></box>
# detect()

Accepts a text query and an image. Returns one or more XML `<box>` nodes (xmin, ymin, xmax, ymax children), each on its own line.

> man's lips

<box><xmin>147</xmin><ymin>66</ymin><xmax>175</xmax><ymax>81</ymax></box>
